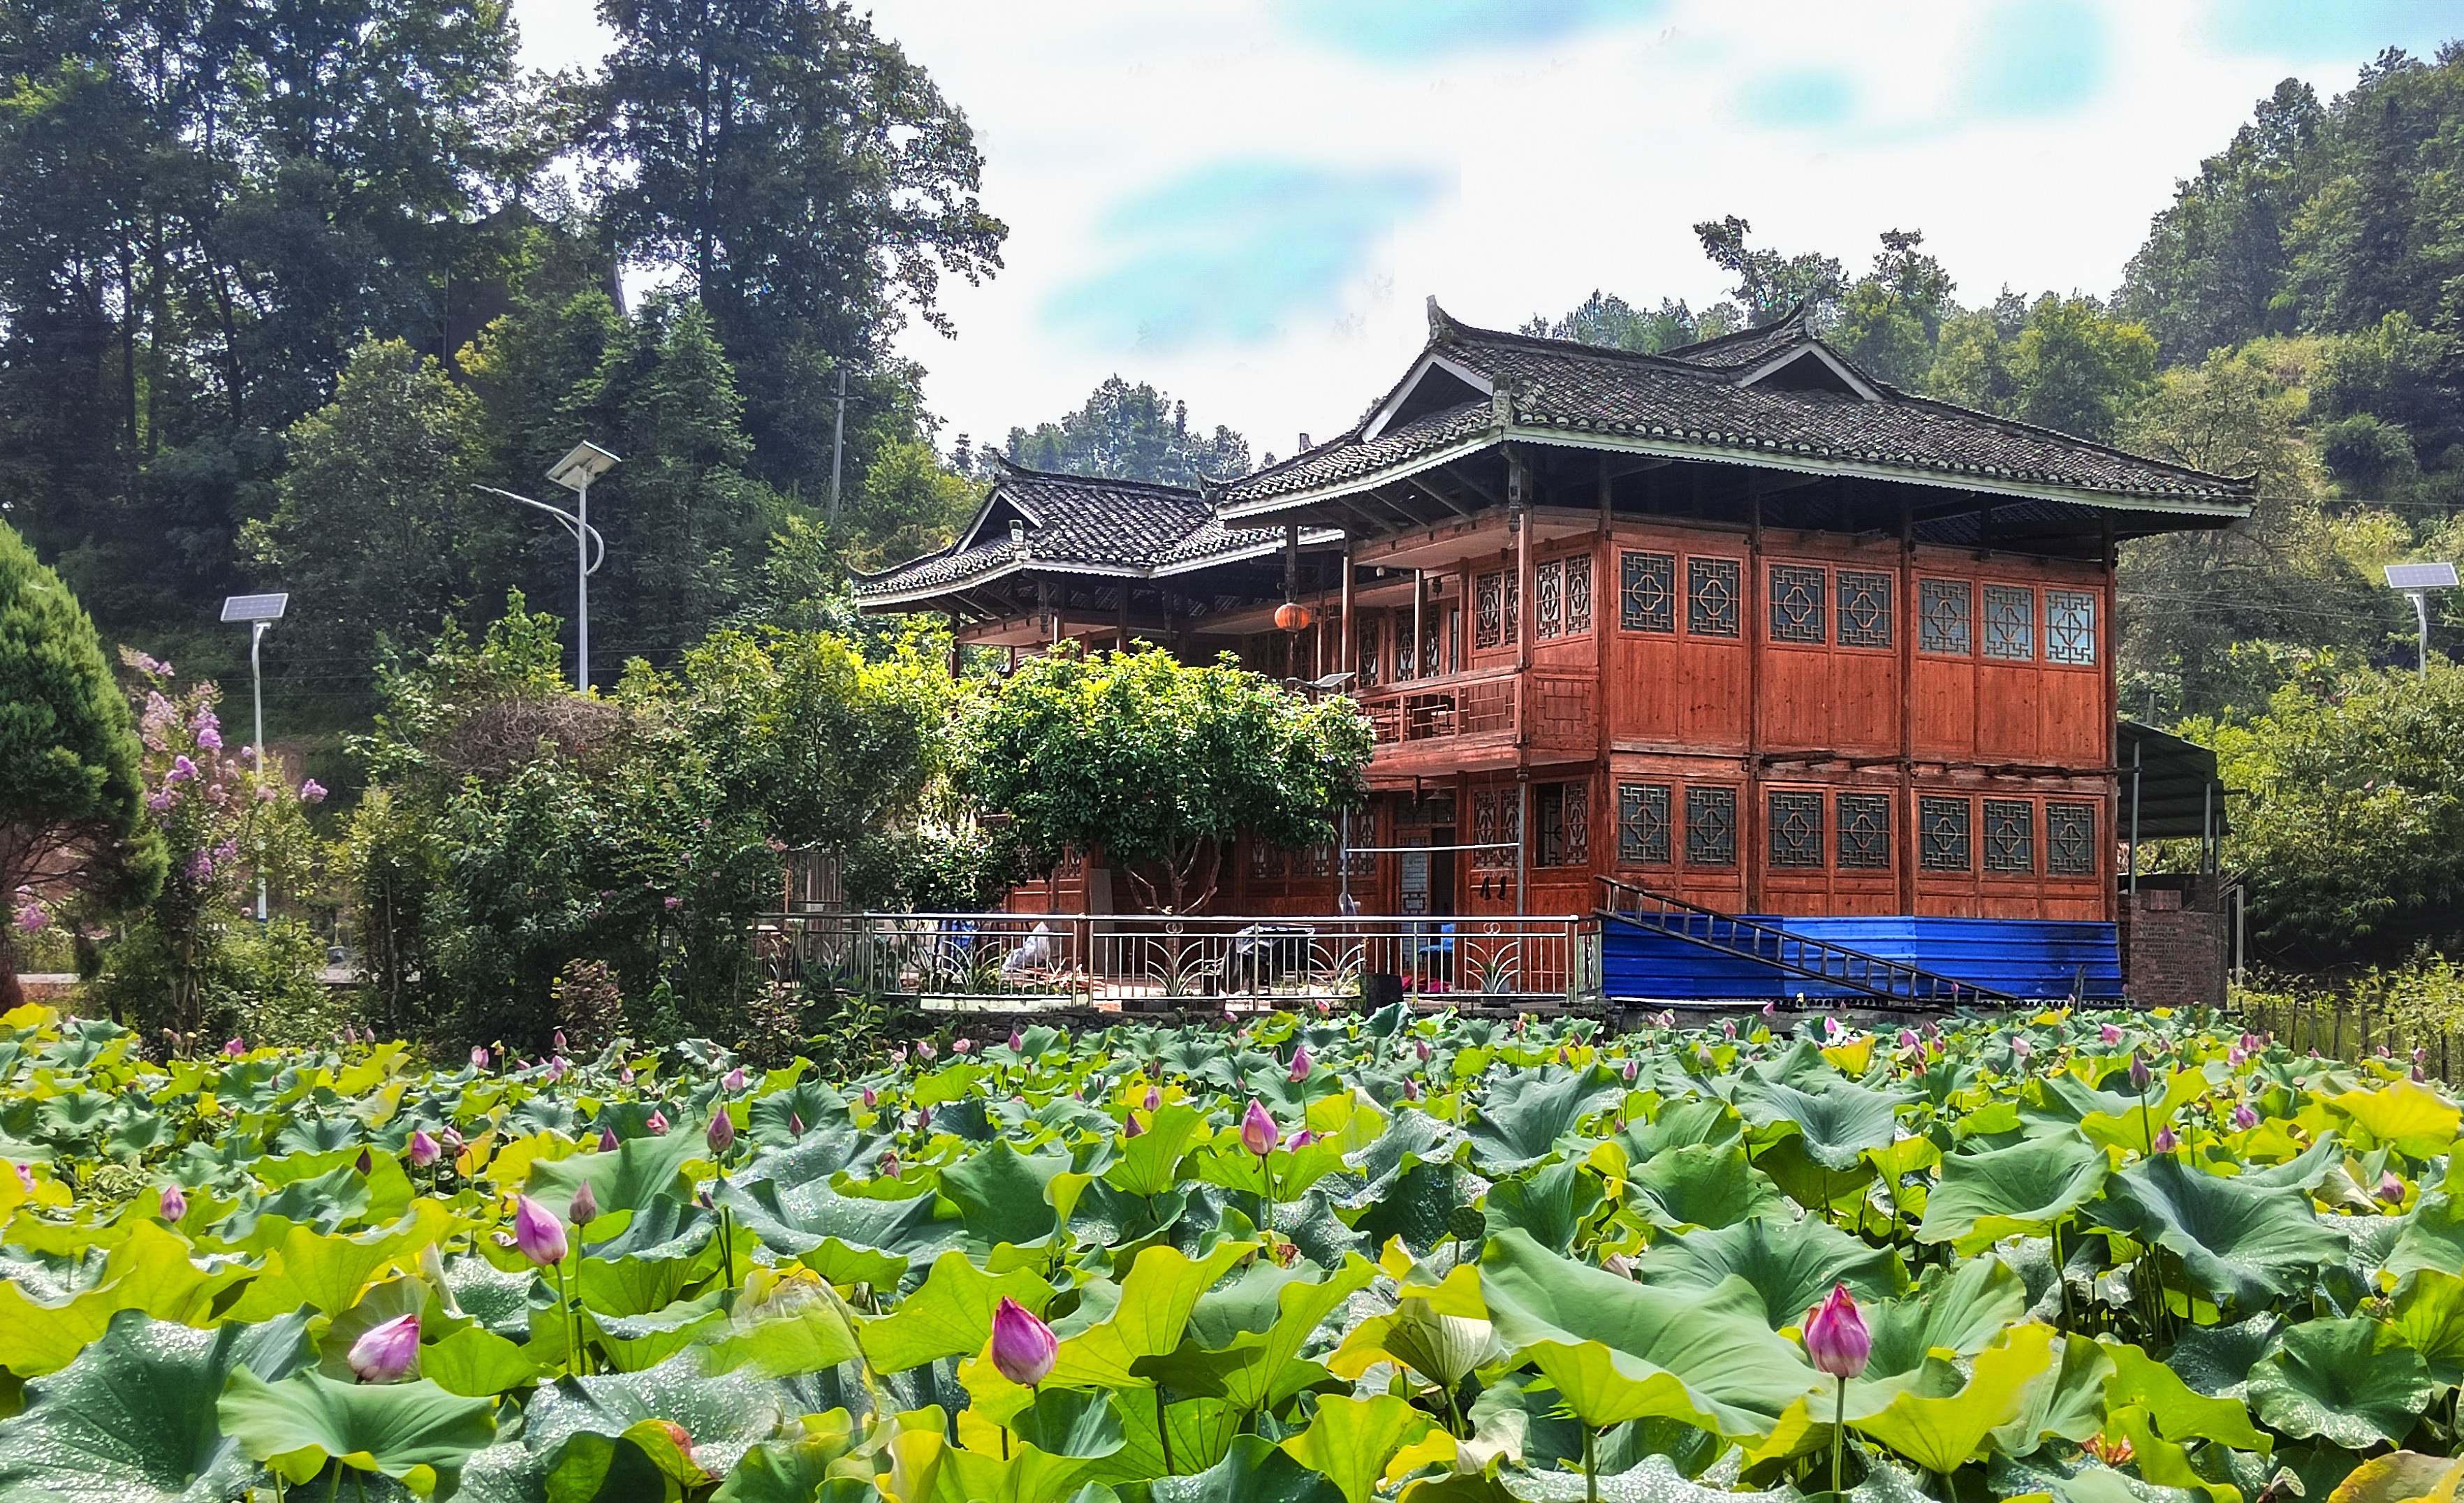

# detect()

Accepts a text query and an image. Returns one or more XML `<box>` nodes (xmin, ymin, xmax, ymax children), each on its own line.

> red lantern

<box><xmin>1274</xmin><ymin>601</ymin><xmax>1314</xmax><ymax>632</ymax></box>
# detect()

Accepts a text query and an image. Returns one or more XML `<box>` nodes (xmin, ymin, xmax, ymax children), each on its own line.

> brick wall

<box><xmin>2119</xmin><ymin>874</ymin><xmax>2230</xmax><ymax>1010</ymax></box>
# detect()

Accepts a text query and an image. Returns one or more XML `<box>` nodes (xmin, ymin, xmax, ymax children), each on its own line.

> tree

<box><xmin>1003</xmin><ymin>376</ymin><xmax>1252</xmax><ymax>486</ymax></box>
<box><xmin>846</xmin><ymin>439</ymin><xmax>980</xmax><ymax>569</ymax></box>
<box><xmin>2008</xmin><ymin>295</ymin><xmax>2157</xmax><ymax>441</ymax></box>
<box><xmin>249</xmin><ymin>339</ymin><xmax>487</xmax><ymax>702</ymax></box>
<box><xmin>1692</xmin><ymin>215</ymin><xmax>1847</xmax><ymax>328</ymax></box>
<box><xmin>964</xmin><ymin>647</ymin><xmax>1371</xmax><ymax>912</ymax></box>
<box><xmin>589</xmin><ymin>0</ymin><xmax>1006</xmax><ymax>487</ymax></box>
<box><xmin>1831</xmin><ymin>230</ymin><xmax>1956</xmax><ymax>386</ymax></box>
<box><xmin>0</xmin><ymin>522</ymin><xmax>163</xmax><ymax>1004</ymax></box>
<box><xmin>1518</xmin><ymin>291</ymin><xmax>1737</xmax><ymax>353</ymax></box>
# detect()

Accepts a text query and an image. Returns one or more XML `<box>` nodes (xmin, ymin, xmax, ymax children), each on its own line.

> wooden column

<box><xmin>1340</xmin><ymin>535</ymin><xmax>1354</xmax><ymax>679</ymax></box>
<box><xmin>1898</xmin><ymin>496</ymin><xmax>1918</xmax><ymax>916</ymax></box>
<box><xmin>1744</xmin><ymin>479</ymin><xmax>1765</xmax><ymax>914</ymax></box>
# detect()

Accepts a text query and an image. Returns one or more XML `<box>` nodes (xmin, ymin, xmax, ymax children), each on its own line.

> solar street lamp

<box><xmin>219</xmin><ymin>592</ymin><xmax>288</xmax><ymax>921</ymax></box>
<box><xmin>476</xmin><ymin>440</ymin><xmax>617</xmax><ymax>691</ymax></box>
<box><xmin>2384</xmin><ymin>562</ymin><xmax>2458</xmax><ymax>677</ymax></box>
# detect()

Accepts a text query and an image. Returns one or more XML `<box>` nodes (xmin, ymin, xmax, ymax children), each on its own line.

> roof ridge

<box><xmin>990</xmin><ymin>454</ymin><xmax>1208</xmax><ymax>499</ymax></box>
<box><xmin>1652</xmin><ymin>302</ymin><xmax>1812</xmax><ymax>361</ymax></box>
<box><xmin>1883</xmin><ymin>389</ymin><xmax>2260</xmax><ymax>491</ymax></box>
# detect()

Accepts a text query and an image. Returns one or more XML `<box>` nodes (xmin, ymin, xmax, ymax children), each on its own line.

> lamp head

<box><xmin>219</xmin><ymin>593</ymin><xmax>288</xmax><ymax>625</ymax></box>
<box><xmin>548</xmin><ymin>441</ymin><xmax>622</xmax><ymax>492</ymax></box>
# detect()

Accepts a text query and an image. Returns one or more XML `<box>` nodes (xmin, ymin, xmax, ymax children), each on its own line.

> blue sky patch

<box><xmin>1279</xmin><ymin>0</ymin><xmax>1664</xmax><ymax>62</ymax></box>
<box><xmin>1046</xmin><ymin>160</ymin><xmax>1447</xmax><ymax>351</ymax></box>
<box><xmin>2208</xmin><ymin>0</ymin><xmax>2464</xmax><ymax>59</ymax></box>
<box><xmin>1740</xmin><ymin>68</ymin><xmax>1857</xmax><ymax>129</ymax></box>
<box><xmin>1965</xmin><ymin>0</ymin><xmax>2109</xmax><ymax>118</ymax></box>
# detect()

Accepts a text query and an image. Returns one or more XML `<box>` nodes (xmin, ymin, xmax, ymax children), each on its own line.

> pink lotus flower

<box><xmin>1724</xmin><ymin>1020</ymin><xmax>1738</xmax><ymax>1040</ymax></box>
<box><xmin>348</xmin><ymin>1313</ymin><xmax>420</xmax><ymax>1384</ymax></box>
<box><xmin>990</xmin><ymin>1296</ymin><xmax>1057</xmax><ymax>1387</ymax></box>
<box><xmin>722</xmin><ymin>1067</ymin><xmax>747</xmax><ymax>1091</ymax></box>
<box><xmin>512</xmin><ymin>1195</ymin><xmax>567</xmax><ymax>1266</ymax></box>
<box><xmin>2152</xmin><ymin>1126</ymin><xmax>2178</xmax><ymax>1154</ymax></box>
<box><xmin>1898</xmin><ymin>1029</ymin><xmax>1918</xmax><ymax>1048</ymax></box>
<box><xmin>442</xmin><ymin>1127</ymin><xmax>464</xmax><ymax>1154</ymax></box>
<box><xmin>570</xmin><ymin>1181</ymin><xmax>599</xmax><ymax>1227</ymax></box>
<box><xmin>789</xmin><ymin>1113</ymin><xmax>805</xmax><ymax>1138</ymax></box>
<box><xmin>890</xmin><ymin>1046</ymin><xmax>908</xmax><ymax>1066</ymax></box>
<box><xmin>1240</xmin><ymin>1099</ymin><xmax>1279</xmax><ymax>1157</ymax></box>
<box><xmin>706</xmin><ymin>1112</ymin><xmax>735</xmax><ymax>1155</ymax></box>
<box><xmin>10</xmin><ymin>1163</ymin><xmax>31</xmax><ymax>1194</ymax></box>
<box><xmin>1802</xmin><ymin>1284</ymin><xmax>1870</xmax><ymax>1378</ymax></box>
<box><xmin>159</xmin><ymin>1183</ymin><xmax>187</xmax><ymax>1222</ymax></box>
<box><xmin>2231</xmin><ymin>1104</ymin><xmax>2258</xmax><ymax>1130</ymax></box>
<box><xmin>2101</xmin><ymin>1022</ymin><xmax>2122</xmax><ymax>1045</ymax></box>
<box><xmin>952</xmin><ymin>1038</ymin><xmax>972</xmax><ymax>1055</ymax></box>
<box><xmin>1288</xmin><ymin>1045</ymin><xmax>1312</xmax><ymax>1082</ymax></box>
<box><xmin>1315</xmin><ymin>999</ymin><xmax>1332</xmax><ymax>1017</ymax></box>
<box><xmin>1290</xmin><ymin>1129</ymin><xmax>1317</xmax><ymax>1149</ymax></box>
<box><xmin>878</xmin><ymin>1152</ymin><xmax>900</xmax><ymax>1177</ymax></box>
<box><xmin>1009</xmin><ymin>1029</ymin><xmax>1025</xmax><ymax>1051</ymax></box>
<box><xmin>646</xmin><ymin>1110</ymin><xmax>669</xmax><ymax>1136</ymax></box>
<box><xmin>471</xmin><ymin>1046</ymin><xmax>490</xmax><ymax>1069</ymax></box>
<box><xmin>553</xmin><ymin>1029</ymin><xmax>568</xmax><ymax>1051</ymax></box>
<box><xmin>2010</xmin><ymin>1037</ymin><xmax>2032</xmax><ymax>1060</ymax></box>
<box><xmin>619</xmin><ymin>1067</ymin><xmax>635</xmax><ymax>1085</ymax></box>
<box><xmin>1621</xmin><ymin>1058</ymin><xmax>1638</xmax><ymax>1083</ymax></box>
<box><xmin>598</xmin><ymin>1127</ymin><xmax>619</xmax><ymax>1152</ymax></box>
<box><xmin>916</xmin><ymin>1041</ymin><xmax>936</xmax><ymax>1062</ymax></box>
<box><xmin>860</xmin><ymin>1086</ymin><xmax>877</xmax><ymax>1109</ymax></box>
<box><xmin>1143</xmin><ymin>1084</ymin><xmax>1161</xmax><ymax>1110</ymax></box>
<box><xmin>407</xmin><ymin>1131</ymin><xmax>439</xmax><ymax>1168</ymax></box>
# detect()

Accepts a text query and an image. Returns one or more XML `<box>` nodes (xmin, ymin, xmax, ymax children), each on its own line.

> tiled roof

<box><xmin>1222</xmin><ymin>305</ymin><xmax>2255</xmax><ymax>515</ymax></box>
<box><xmin>852</xmin><ymin>464</ymin><xmax>1286</xmax><ymax>601</ymax></box>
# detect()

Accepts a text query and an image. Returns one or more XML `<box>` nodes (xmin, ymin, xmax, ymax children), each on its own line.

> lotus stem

<box><xmin>1157</xmin><ymin>1385</ymin><xmax>1174</xmax><ymax>1474</ymax></box>
<box><xmin>1583</xmin><ymin>1421</ymin><xmax>1597</xmax><ymax>1503</ymax></box>
<box><xmin>1831</xmin><ymin>1375</ymin><xmax>1847</xmax><ymax>1499</ymax></box>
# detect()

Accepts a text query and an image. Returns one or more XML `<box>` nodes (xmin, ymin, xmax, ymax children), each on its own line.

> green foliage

<box><xmin>844</xmin><ymin>438</ymin><xmax>981</xmax><ymax>571</ymax></box>
<box><xmin>1520</xmin><ymin>291</ymin><xmax>1740</xmax><ymax>353</ymax></box>
<box><xmin>965</xmin><ymin>647</ymin><xmax>1371</xmax><ymax>911</ymax></box>
<box><xmin>0</xmin><ymin>521</ymin><xmax>161</xmax><ymax>983</ymax></box>
<box><xmin>1002</xmin><ymin>376</ymin><xmax>1252</xmax><ymax>486</ymax></box>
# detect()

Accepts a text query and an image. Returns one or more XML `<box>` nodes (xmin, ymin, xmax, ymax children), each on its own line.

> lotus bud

<box><xmin>1288</xmin><ymin>1045</ymin><xmax>1312</xmax><ymax>1083</ymax></box>
<box><xmin>442</xmin><ymin>1126</ymin><xmax>464</xmax><ymax>1154</ymax></box>
<box><xmin>989</xmin><ymin>1296</ymin><xmax>1057</xmax><ymax>1387</ymax></box>
<box><xmin>916</xmin><ymin>1040</ymin><xmax>936</xmax><ymax>1061</ymax></box>
<box><xmin>1760</xmin><ymin>1002</ymin><xmax>1777</xmax><ymax>1019</ymax></box>
<box><xmin>159</xmin><ymin>1183</ymin><xmax>187</xmax><ymax>1222</ymax></box>
<box><xmin>2231</xmin><ymin>1103</ymin><xmax>2258</xmax><ymax>1129</ymax></box>
<box><xmin>554</xmin><ymin>1029</ymin><xmax>568</xmax><ymax>1051</ymax></box>
<box><xmin>570</xmin><ymin>1180</ymin><xmax>599</xmax><ymax>1228</ymax></box>
<box><xmin>915</xmin><ymin>1106</ymin><xmax>932</xmax><ymax>1133</ymax></box>
<box><xmin>407</xmin><ymin>1130</ymin><xmax>439</xmax><ymax>1168</ymax></box>
<box><xmin>878</xmin><ymin>1152</ymin><xmax>900</xmax><ymax>1177</ymax></box>
<box><xmin>1402</xmin><ymin>1079</ymin><xmax>1421</xmax><ymax>1101</ymax></box>
<box><xmin>1416</xmin><ymin>1039</ymin><xmax>1432</xmax><ymax>1062</ymax></box>
<box><xmin>1144</xmin><ymin>1084</ymin><xmax>1161</xmax><ymax>1110</ymax></box>
<box><xmin>513</xmin><ymin>1194</ymin><xmax>568</xmax><ymax>1266</ymax></box>
<box><xmin>1316</xmin><ymin>999</ymin><xmax>1332</xmax><ymax>1017</ymax></box>
<box><xmin>1824</xmin><ymin>1016</ymin><xmax>1842</xmax><ymax>1041</ymax></box>
<box><xmin>599</xmin><ymin>1127</ymin><xmax>619</xmax><ymax>1152</ymax></box>
<box><xmin>224</xmin><ymin>1037</ymin><xmax>245</xmax><ymax>1057</ymax></box>
<box><xmin>2380</xmin><ymin>1172</ymin><xmax>2407</xmax><ymax>1204</ymax></box>
<box><xmin>789</xmin><ymin>1113</ymin><xmax>806</xmax><ymax>1138</ymax></box>
<box><xmin>347</xmin><ymin>1312</ymin><xmax>420</xmax><ymax>1384</ymax></box>
<box><xmin>696</xmin><ymin>1187</ymin><xmax>715</xmax><ymax>1211</ymax></box>
<box><xmin>2101</xmin><ymin>1022</ymin><xmax>2122</xmax><ymax>1045</ymax></box>
<box><xmin>10</xmin><ymin>1163</ymin><xmax>31</xmax><ymax>1194</ymax></box>
<box><xmin>723</xmin><ymin>1067</ymin><xmax>747</xmax><ymax>1092</ymax></box>
<box><xmin>2152</xmin><ymin>1125</ymin><xmax>2178</xmax><ymax>1154</ymax></box>
<box><xmin>646</xmin><ymin>1110</ymin><xmax>669</xmax><ymax>1135</ymax></box>
<box><xmin>890</xmin><ymin>1046</ymin><xmax>908</xmax><ymax>1066</ymax></box>
<box><xmin>355</xmin><ymin>1148</ymin><xmax>373</xmax><ymax>1175</ymax></box>
<box><xmin>1802</xmin><ymin>1284</ymin><xmax>1870</xmax><ymax>1378</ymax></box>
<box><xmin>861</xmin><ymin>1086</ymin><xmax>877</xmax><ymax>1109</ymax></box>
<box><xmin>1723</xmin><ymin>1020</ymin><xmax>1738</xmax><ymax>1040</ymax></box>
<box><xmin>706</xmin><ymin>1111</ymin><xmax>735</xmax><ymax>1156</ymax></box>
<box><xmin>1621</xmin><ymin>1058</ymin><xmax>1638</xmax><ymax>1083</ymax></box>
<box><xmin>953</xmin><ymin>1038</ymin><xmax>971</xmax><ymax>1055</ymax></box>
<box><xmin>1241</xmin><ymin>1099</ymin><xmax>1279</xmax><ymax>1157</ymax></box>
<box><xmin>2011</xmin><ymin>1037</ymin><xmax>2031</xmax><ymax>1060</ymax></box>
<box><xmin>1898</xmin><ymin>1029</ymin><xmax>1918</xmax><ymax>1048</ymax></box>
<box><xmin>620</xmin><ymin>1066</ymin><xmax>635</xmax><ymax>1084</ymax></box>
<box><xmin>471</xmin><ymin>1046</ymin><xmax>490</xmax><ymax>1069</ymax></box>
<box><xmin>1125</xmin><ymin>1113</ymin><xmax>1145</xmax><ymax>1138</ymax></box>
<box><xmin>2128</xmin><ymin>1054</ymin><xmax>2153</xmax><ymax>1092</ymax></box>
<box><xmin>1009</xmin><ymin>1028</ymin><xmax>1025</xmax><ymax>1052</ymax></box>
<box><xmin>1602</xmin><ymin>1251</ymin><xmax>1634</xmax><ymax>1277</ymax></box>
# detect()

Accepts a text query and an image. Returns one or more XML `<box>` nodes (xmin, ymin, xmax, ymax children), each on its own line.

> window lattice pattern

<box><xmin>1768</xmin><ymin>790</ymin><xmax>1824</xmax><ymax>867</ymax></box>
<box><xmin>1983</xmin><ymin>585</ymin><xmax>2034</xmax><ymax>661</ymax></box>
<box><xmin>1838</xmin><ymin>571</ymin><xmax>1893</xmax><ymax>649</ymax></box>
<box><xmin>1920</xmin><ymin>798</ymin><xmax>1971</xmax><ymax>871</ymax></box>
<box><xmin>1537</xmin><ymin>560</ymin><xmax>1564</xmax><ymax>639</ymax></box>
<box><xmin>2046</xmin><ymin>801</ymin><xmax>2097</xmax><ymax>877</ymax></box>
<box><xmin>1919</xmin><ymin>580</ymin><xmax>1972</xmax><ymax>655</ymax></box>
<box><xmin>1566</xmin><ymin>555</ymin><xmax>1592</xmax><ymax>634</ymax></box>
<box><xmin>1249</xmin><ymin>839</ymin><xmax>1275</xmax><ymax>879</ymax></box>
<box><xmin>1618</xmin><ymin>783</ymin><xmax>1671</xmax><ymax>865</ymax></box>
<box><xmin>2046</xmin><ymin>590</ymin><xmax>2097</xmax><ymax>665</ymax></box>
<box><xmin>1425</xmin><ymin>617</ymin><xmax>1445</xmax><ymax>678</ymax></box>
<box><xmin>1472</xmin><ymin>789</ymin><xmax>1520</xmax><ymax>870</ymax></box>
<box><xmin>1689</xmin><ymin>557</ymin><xmax>1740</xmax><ymax>637</ymax></box>
<box><xmin>1985</xmin><ymin>800</ymin><xmax>2034</xmax><ymax>872</ymax></box>
<box><xmin>1393</xmin><ymin>614</ymin><xmax>1416</xmax><ymax>681</ymax></box>
<box><xmin>1475</xmin><ymin>572</ymin><xmax>1502</xmax><ymax>650</ymax></box>
<box><xmin>1837</xmin><ymin>793</ymin><xmax>1891</xmax><ymax>869</ymax></box>
<box><xmin>1621</xmin><ymin>551</ymin><xmax>1675</xmax><ymax>633</ymax></box>
<box><xmin>1686</xmin><ymin>786</ymin><xmax>1737</xmax><ymax>865</ymax></box>
<box><xmin>1356</xmin><ymin>622</ymin><xmax>1380</xmax><ymax>688</ymax></box>
<box><xmin>1769</xmin><ymin>564</ymin><xmax>1826</xmax><ymax>643</ymax></box>
<box><xmin>1537</xmin><ymin>782</ymin><xmax>1587</xmax><ymax>867</ymax></box>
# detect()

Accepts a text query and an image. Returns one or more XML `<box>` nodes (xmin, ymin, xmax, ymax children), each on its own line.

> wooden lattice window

<box><xmin>1536</xmin><ymin>560</ymin><xmax>1564</xmax><ymax>639</ymax></box>
<box><xmin>1618</xmin><ymin>783</ymin><xmax>1671</xmax><ymax>865</ymax></box>
<box><xmin>1837</xmin><ymin>793</ymin><xmax>1891</xmax><ymax>869</ymax></box>
<box><xmin>1768</xmin><ymin>790</ymin><xmax>1824</xmax><ymax>867</ymax></box>
<box><xmin>2046</xmin><ymin>801</ymin><xmax>2097</xmax><ymax>876</ymax></box>
<box><xmin>1249</xmin><ymin>837</ymin><xmax>1273</xmax><ymax>879</ymax></box>
<box><xmin>1472</xmin><ymin>789</ymin><xmax>1520</xmax><ymax>870</ymax></box>
<box><xmin>1769</xmin><ymin>564</ymin><xmax>1826</xmax><ymax>643</ymax></box>
<box><xmin>1919</xmin><ymin>580</ymin><xmax>1971</xmax><ymax>655</ymax></box>
<box><xmin>1837</xmin><ymin>571</ymin><xmax>1893</xmax><ymax>649</ymax></box>
<box><xmin>1983</xmin><ymin>585</ymin><xmax>2034</xmax><ymax>661</ymax></box>
<box><xmin>1919</xmin><ymin>797</ymin><xmax>1971</xmax><ymax>871</ymax></box>
<box><xmin>1985</xmin><ymin>799</ymin><xmax>2035</xmax><ymax>873</ymax></box>
<box><xmin>1475</xmin><ymin>571</ymin><xmax>1502</xmax><ymax>650</ymax></box>
<box><xmin>1566</xmin><ymin>555</ymin><xmax>1592</xmax><ymax>634</ymax></box>
<box><xmin>1688</xmin><ymin>557</ymin><xmax>1740</xmax><ymax>637</ymax></box>
<box><xmin>2045</xmin><ymin>590</ymin><xmax>2097</xmax><ymax>665</ymax></box>
<box><xmin>1393</xmin><ymin>612</ymin><xmax>1416</xmax><ymax>681</ymax></box>
<box><xmin>1537</xmin><ymin>781</ymin><xmax>1587</xmax><ymax>867</ymax></box>
<box><xmin>1685</xmin><ymin>786</ymin><xmax>1737</xmax><ymax>865</ymax></box>
<box><xmin>1621</xmin><ymin>551</ymin><xmax>1675</xmax><ymax>633</ymax></box>
<box><xmin>1356</xmin><ymin>619</ymin><xmax>1381</xmax><ymax>688</ymax></box>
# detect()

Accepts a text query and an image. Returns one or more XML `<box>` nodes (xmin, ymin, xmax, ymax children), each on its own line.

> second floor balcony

<box><xmin>1352</xmin><ymin>665</ymin><xmax>1597</xmax><ymax>770</ymax></box>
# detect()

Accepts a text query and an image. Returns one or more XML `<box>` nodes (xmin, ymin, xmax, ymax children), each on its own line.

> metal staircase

<box><xmin>1596</xmin><ymin>876</ymin><xmax>2015</xmax><ymax>1009</ymax></box>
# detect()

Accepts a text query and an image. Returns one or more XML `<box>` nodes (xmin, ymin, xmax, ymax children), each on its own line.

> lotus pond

<box><xmin>1</xmin><ymin>1002</ymin><xmax>2463</xmax><ymax>1503</ymax></box>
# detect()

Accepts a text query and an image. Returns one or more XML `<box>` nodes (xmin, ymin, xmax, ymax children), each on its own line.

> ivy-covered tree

<box><xmin>0</xmin><ymin>522</ymin><xmax>163</xmax><ymax>1003</ymax></box>
<box><xmin>965</xmin><ymin>647</ymin><xmax>1371</xmax><ymax>913</ymax></box>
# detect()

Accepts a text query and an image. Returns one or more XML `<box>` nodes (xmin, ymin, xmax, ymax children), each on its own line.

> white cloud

<box><xmin>509</xmin><ymin>0</ymin><xmax>2419</xmax><ymax>464</ymax></box>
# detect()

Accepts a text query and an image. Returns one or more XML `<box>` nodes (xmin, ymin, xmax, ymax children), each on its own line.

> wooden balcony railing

<box><xmin>1354</xmin><ymin>668</ymin><xmax>1596</xmax><ymax>754</ymax></box>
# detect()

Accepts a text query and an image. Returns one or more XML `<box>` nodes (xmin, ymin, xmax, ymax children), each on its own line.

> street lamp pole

<box><xmin>478</xmin><ymin>442</ymin><xmax>619</xmax><ymax>692</ymax></box>
<box><xmin>219</xmin><ymin>593</ymin><xmax>289</xmax><ymax>922</ymax></box>
<box><xmin>2384</xmin><ymin>563</ymin><xmax>2459</xmax><ymax>679</ymax></box>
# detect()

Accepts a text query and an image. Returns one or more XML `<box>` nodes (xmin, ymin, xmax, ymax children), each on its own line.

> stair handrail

<box><xmin>1594</xmin><ymin>874</ymin><xmax>2016</xmax><ymax>1007</ymax></box>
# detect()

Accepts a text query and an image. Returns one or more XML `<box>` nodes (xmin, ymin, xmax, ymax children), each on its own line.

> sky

<box><xmin>513</xmin><ymin>0</ymin><xmax>2464</xmax><ymax>466</ymax></box>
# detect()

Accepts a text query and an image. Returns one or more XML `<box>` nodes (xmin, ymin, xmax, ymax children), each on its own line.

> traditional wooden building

<box><xmin>855</xmin><ymin>302</ymin><xmax>2250</xmax><ymax>1001</ymax></box>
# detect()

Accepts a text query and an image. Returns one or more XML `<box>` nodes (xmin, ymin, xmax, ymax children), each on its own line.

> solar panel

<box><xmin>219</xmin><ymin>593</ymin><xmax>290</xmax><ymax>622</ymax></box>
<box><xmin>2385</xmin><ymin>563</ymin><xmax>2460</xmax><ymax>590</ymax></box>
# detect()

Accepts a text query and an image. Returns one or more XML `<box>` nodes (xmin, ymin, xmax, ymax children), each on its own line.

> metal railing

<box><xmin>1597</xmin><ymin>876</ymin><xmax>2016</xmax><ymax>1009</ymax></box>
<box><xmin>755</xmin><ymin>910</ymin><xmax>1604</xmax><ymax>1011</ymax></box>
